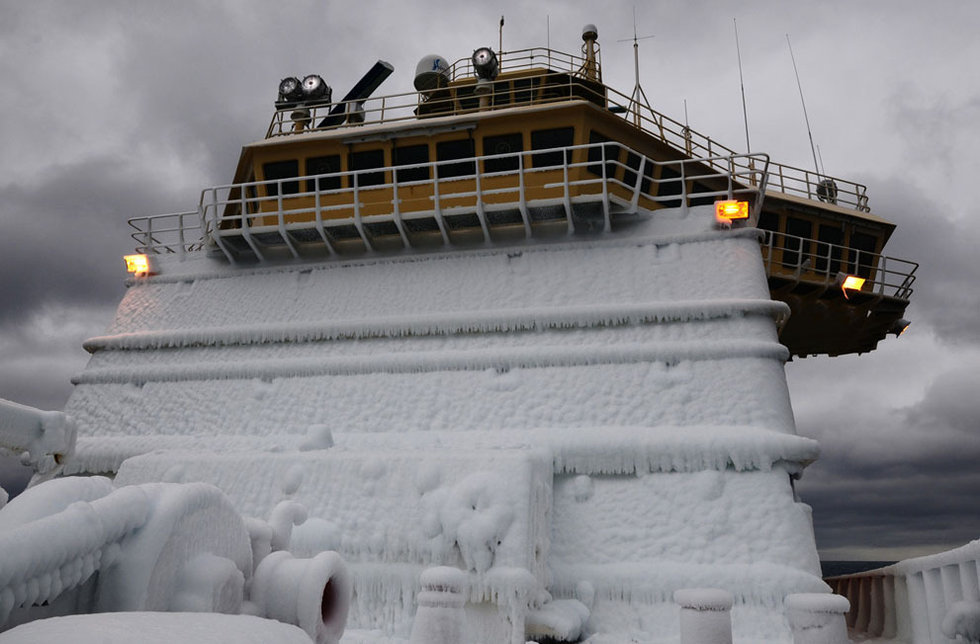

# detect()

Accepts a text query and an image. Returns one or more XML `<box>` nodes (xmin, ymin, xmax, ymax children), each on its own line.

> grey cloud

<box><xmin>798</xmin><ymin>363</ymin><xmax>980</xmax><ymax>554</ymax></box>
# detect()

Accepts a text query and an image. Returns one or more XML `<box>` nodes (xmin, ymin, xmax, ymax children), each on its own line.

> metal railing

<box><xmin>826</xmin><ymin>539</ymin><xmax>980</xmax><ymax>643</ymax></box>
<box><xmin>264</xmin><ymin>48</ymin><xmax>869</xmax><ymax>214</ymax></box>
<box><xmin>188</xmin><ymin>144</ymin><xmax>768</xmax><ymax>262</ymax></box>
<box><xmin>128</xmin><ymin>210</ymin><xmax>204</xmax><ymax>257</ymax></box>
<box><xmin>444</xmin><ymin>46</ymin><xmax>601</xmax><ymax>83</ymax></box>
<box><xmin>761</xmin><ymin>230</ymin><xmax>917</xmax><ymax>300</ymax></box>
<box><xmin>127</xmin><ymin>145</ymin><xmax>768</xmax><ymax>259</ymax></box>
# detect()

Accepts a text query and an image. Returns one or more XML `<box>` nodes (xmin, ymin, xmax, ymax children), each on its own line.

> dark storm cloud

<box><xmin>0</xmin><ymin>156</ymin><xmax>178</xmax><ymax>325</ymax></box>
<box><xmin>864</xmin><ymin>176</ymin><xmax>980</xmax><ymax>344</ymax></box>
<box><xmin>798</xmin><ymin>365</ymin><xmax>980</xmax><ymax>555</ymax></box>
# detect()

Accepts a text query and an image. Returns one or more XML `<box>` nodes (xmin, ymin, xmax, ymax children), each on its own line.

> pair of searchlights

<box><xmin>277</xmin><ymin>74</ymin><xmax>331</xmax><ymax>109</ymax></box>
<box><xmin>275</xmin><ymin>61</ymin><xmax>395</xmax><ymax>129</ymax></box>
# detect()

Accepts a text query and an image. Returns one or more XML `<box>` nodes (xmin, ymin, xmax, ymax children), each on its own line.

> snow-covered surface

<box><xmin>0</xmin><ymin>612</ymin><xmax>314</xmax><ymax>643</ymax></box>
<box><xmin>0</xmin><ymin>398</ymin><xmax>76</xmax><ymax>482</ymax></box>
<box><xmin>942</xmin><ymin>600</ymin><xmax>980</xmax><ymax>642</ymax></box>
<box><xmin>55</xmin><ymin>207</ymin><xmax>826</xmax><ymax>642</ymax></box>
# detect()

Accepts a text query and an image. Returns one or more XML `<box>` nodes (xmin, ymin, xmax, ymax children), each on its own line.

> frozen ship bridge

<box><xmin>9</xmin><ymin>24</ymin><xmax>925</xmax><ymax>644</ymax></box>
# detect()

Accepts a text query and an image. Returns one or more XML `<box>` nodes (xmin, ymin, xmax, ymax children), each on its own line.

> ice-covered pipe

<box><xmin>784</xmin><ymin>593</ymin><xmax>851</xmax><ymax>644</ymax></box>
<box><xmin>268</xmin><ymin>500</ymin><xmax>308</xmax><ymax>552</ymax></box>
<box><xmin>409</xmin><ymin>566</ymin><xmax>468</xmax><ymax>644</ymax></box>
<box><xmin>673</xmin><ymin>588</ymin><xmax>733</xmax><ymax>644</ymax></box>
<box><xmin>249</xmin><ymin>550</ymin><xmax>351</xmax><ymax>644</ymax></box>
<box><xmin>0</xmin><ymin>398</ymin><xmax>76</xmax><ymax>484</ymax></box>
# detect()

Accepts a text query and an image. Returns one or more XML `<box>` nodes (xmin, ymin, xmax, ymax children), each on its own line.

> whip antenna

<box><xmin>786</xmin><ymin>34</ymin><xmax>820</xmax><ymax>174</ymax></box>
<box><xmin>735</xmin><ymin>19</ymin><xmax>751</xmax><ymax>153</ymax></box>
<box><xmin>618</xmin><ymin>6</ymin><xmax>655</xmax><ymax>126</ymax></box>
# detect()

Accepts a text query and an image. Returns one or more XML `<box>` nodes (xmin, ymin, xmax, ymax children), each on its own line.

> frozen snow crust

<box><xmin>64</xmin><ymin>208</ymin><xmax>826</xmax><ymax>642</ymax></box>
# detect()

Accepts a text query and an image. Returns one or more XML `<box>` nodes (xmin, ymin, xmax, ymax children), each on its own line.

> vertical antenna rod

<box><xmin>734</xmin><ymin>19</ymin><xmax>751</xmax><ymax>153</ymax></box>
<box><xmin>786</xmin><ymin>34</ymin><xmax>820</xmax><ymax>174</ymax></box>
<box><xmin>618</xmin><ymin>7</ymin><xmax>655</xmax><ymax>127</ymax></box>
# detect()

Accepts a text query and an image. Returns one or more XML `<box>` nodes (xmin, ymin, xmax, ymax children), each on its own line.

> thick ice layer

<box><xmin>67</xmin><ymin>357</ymin><xmax>795</xmax><ymax>445</ymax></box>
<box><xmin>114</xmin><ymin>449</ymin><xmax>552</xmax><ymax>636</ymax></box>
<box><xmin>0</xmin><ymin>612</ymin><xmax>313</xmax><ymax>644</ymax></box>
<box><xmin>99</xmin><ymin>227</ymin><xmax>771</xmax><ymax>336</ymax></box>
<box><xmin>64</xmin><ymin>210</ymin><xmax>823</xmax><ymax>642</ymax></box>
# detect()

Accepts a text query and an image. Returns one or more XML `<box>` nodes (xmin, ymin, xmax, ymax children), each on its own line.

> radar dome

<box><xmin>414</xmin><ymin>55</ymin><xmax>450</xmax><ymax>92</ymax></box>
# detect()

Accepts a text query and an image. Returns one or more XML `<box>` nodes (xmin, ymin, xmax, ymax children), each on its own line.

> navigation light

<box><xmin>715</xmin><ymin>200</ymin><xmax>749</xmax><ymax>223</ymax></box>
<box><xmin>839</xmin><ymin>273</ymin><xmax>866</xmax><ymax>298</ymax></box>
<box><xmin>124</xmin><ymin>254</ymin><xmax>151</xmax><ymax>277</ymax></box>
<box><xmin>889</xmin><ymin>318</ymin><xmax>911</xmax><ymax>337</ymax></box>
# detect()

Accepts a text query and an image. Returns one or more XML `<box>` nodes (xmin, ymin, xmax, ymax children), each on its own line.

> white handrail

<box><xmin>761</xmin><ymin>230</ymin><xmax>918</xmax><ymax>300</ymax></box>
<box><xmin>826</xmin><ymin>539</ymin><xmax>980</xmax><ymax>643</ymax></box>
<box><xmin>263</xmin><ymin>60</ymin><xmax>870</xmax><ymax>213</ymax></box>
<box><xmin>127</xmin><ymin>146</ymin><xmax>772</xmax><ymax>260</ymax></box>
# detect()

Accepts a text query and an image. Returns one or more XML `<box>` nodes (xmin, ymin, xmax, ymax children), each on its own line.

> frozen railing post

<box><xmin>409</xmin><ymin>566</ymin><xmax>468</xmax><ymax>644</ymax></box>
<box><xmin>785</xmin><ymin>593</ymin><xmax>851</xmax><ymax>644</ymax></box>
<box><xmin>0</xmin><ymin>398</ymin><xmax>76</xmax><ymax>487</ymax></box>
<box><xmin>673</xmin><ymin>588</ymin><xmax>733</xmax><ymax>644</ymax></box>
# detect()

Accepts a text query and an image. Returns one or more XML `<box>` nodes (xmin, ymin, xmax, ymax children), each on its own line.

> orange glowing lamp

<box><xmin>840</xmin><ymin>274</ymin><xmax>865</xmax><ymax>298</ymax></box>
<box><xmin>124</xmin><ymin>254</ymin><xmax>151</xmax><ymax>275</ymax></box>
<box><xmin>715</xmin><ymin>200</ymin><xmax>749</xmax><ymax>222</ymax></box>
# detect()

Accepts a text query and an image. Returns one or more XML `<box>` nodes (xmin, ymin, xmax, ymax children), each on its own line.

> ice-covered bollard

<box><xmin>409</xmin><ymin>566</ymin><xmax>468</xmax><ymax>644</ymax></box>
<box><xmin>249</xmin><ymin>550</ymin><xmax>352</xmax><ymax>644</ymax></box>
<box><xmin>674</xmin><ymin>588</ymin><xmax>733</xmax><ymax>644</ymax></box>
<box><xmin>785</xmin><ymin>593</ymin><xmax>851</xmax><ymax>644</ymax></box>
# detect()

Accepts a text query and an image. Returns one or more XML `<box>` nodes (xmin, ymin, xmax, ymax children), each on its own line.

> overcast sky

<box><xmin>1</xmin><ymin>0</ymin><xmax>978</xmax><ymax>562</ymax></box>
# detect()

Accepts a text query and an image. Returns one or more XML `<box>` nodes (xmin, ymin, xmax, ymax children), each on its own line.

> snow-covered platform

<box><xmin>65</xmin><ymin>205</ymin><xmax>828</xmax><ymax>642</ymax></box>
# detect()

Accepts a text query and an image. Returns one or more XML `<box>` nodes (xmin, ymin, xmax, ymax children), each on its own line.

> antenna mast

<box><xmin>619</xmin><ymin>7</ymin><xmax>655</xmax><ymax>127</ymax></box>
<box><xmin>499</xmin><ymin>15</ymin><xmax>504</xmax><ymax>54</ymax></box>
<box><xmin>786</xmin><ymin>34</ymin><xmax>820</xmax><ymax>174</ymax></box>
<box><xmin>734</xmin><ymin>19</ymin><xmax>751</xmax><ymax>153</ymax></box>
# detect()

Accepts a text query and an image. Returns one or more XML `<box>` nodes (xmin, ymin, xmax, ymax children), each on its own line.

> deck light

<box><xmin>124</xmin><ymin>254</ymin><xmax>151</xmax><ymax>276</ymax></box>
<box><xmin>838</xmin><ymin>273</ymin><xmax>866</xmax><ymax>298</ymax></box>
<box><xmin>715</xmin><ymin>200</ymin><xmax>749</xmax><ymax>223</ymax></box>
<box><xmin>300</xmin><ymin>74</ymin><xmax>331</xmax><ymax>101</ymax></box>
<box><xmin>472</xmin><ymin>47</ymin><xmax>499</xmax><ymax>80</ymax></box>
<box><xmin>888</xmin><ymin>318</ymin><xmax>911</xmax><ymax>337</ymax></box>
<box><xmin>277</xmin><ymin>77</ymin><xmax>304</xmax><ymax>105</ymax></box>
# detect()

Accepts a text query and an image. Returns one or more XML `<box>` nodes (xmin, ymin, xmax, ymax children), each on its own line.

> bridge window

<box><xmin>587</xmin><ymin>131</ymin><xmax>619</xmax><ymax>178</ymax></box>
<box><xmin>849</xmin><ymin>231</ymin><xmax>878</xmax><ymax>278</ymax></box>
<box><xmin>656</xmin><ymin>165</ymin><xmax>683</xmax><ymax>208</ymax></box>
<box><xmin>306</xmin><ymin>155</ymin><xmax>341</xmax><ymax>192</ymax></box>
<box><xmin>623</xmin><ymin>151</ymin><xmax>653</xmax><ymax>195</ymax></box>
<box><xmin>436</xmin><ymin>139</ymin><xmax>475</xmax><ymax>178</ymax></box>
<box><xmin>815</xmin><ymin>224</ymin><xmax>844</xmax><ymax>275</ymax></box>
<box><xmin>492</xmin><ymin>81</ymin><xmax>512</xmax><ymax>107</ymax></box>
<box><xmin>531</xmin><ymin>127</ymin><xmax>574</xmax><ymax>168</ymax></box>
<box><xmin>263</xmin><ymin>160</ymin><xmax>300</xmax><ymax>196</ymax></box>
<box><xmin>757</xmin><ymin>210</ymin><xmax>778</xmax><ymax>231</ymax></box>
<box><xmin>512</xmin><ymin>77</ymin><xmax>540</xmax><ymax>105</ymax></box>
<box><xmin>483</xmin><ymin>133</ymin><xmax>522</xmax><ymax>173</ymax></box>
<box><xmin>393</xmin><ymin>145</ymin><xmax>430</xmax><ymax>183</ymax></box>
<box><xmin>783</xmin><ymin>217</ymin><xmax>813</xmax><ymax>269</ymax></box>
<box><xmin>349</xmin><ymin>149</ymin><xmax>386</xmax><ymax>187</ymax></box>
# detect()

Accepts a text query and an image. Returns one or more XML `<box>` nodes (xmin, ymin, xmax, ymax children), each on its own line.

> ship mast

<box><xmin>620</xmin><ymin>9</ymin><xmax>654</xmax><ymax>127</ymax></box>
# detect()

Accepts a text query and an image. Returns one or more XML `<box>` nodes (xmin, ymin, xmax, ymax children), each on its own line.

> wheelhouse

<box><xmin>128</xmin><ymin>28</ymin><xmax>916</xmax><ymax>357</ymax></box>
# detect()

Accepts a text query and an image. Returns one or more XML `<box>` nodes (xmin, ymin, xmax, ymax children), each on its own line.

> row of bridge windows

<box><xmin>261</xmin><ymin>127</ymin><xmax>576</xmax><ymax>196</ymax></box>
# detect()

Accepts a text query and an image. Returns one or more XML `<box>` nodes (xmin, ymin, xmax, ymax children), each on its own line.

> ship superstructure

<box><xmin>59</xmin><ymin>24</ymin><xmax>919</xmax><ymax>643</ymax></box>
